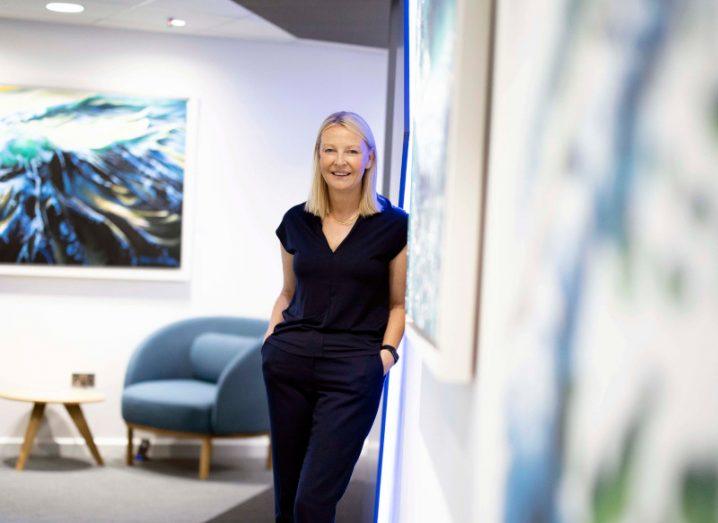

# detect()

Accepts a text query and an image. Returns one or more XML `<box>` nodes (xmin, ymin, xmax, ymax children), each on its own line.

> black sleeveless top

<box><xmin>266</xmin><ymin>194</ymin><xmax>409</xmax><ymax>357</ymax></box>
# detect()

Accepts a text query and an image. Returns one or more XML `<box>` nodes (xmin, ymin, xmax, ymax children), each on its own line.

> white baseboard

<box><xmin>0</xmin><ymin>435</ymin><xmax>270</xmax><ymax>461</ymax></box>
<box><xmin>0</xmin><ymin>435</ymin><xmax>378</xmax><ymax>462</ymax></box>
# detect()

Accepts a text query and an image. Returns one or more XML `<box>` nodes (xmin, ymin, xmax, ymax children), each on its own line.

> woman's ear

<box><xmin>366</xmin><ymin>150</ymin><xmax>375</xmax><ymax>170</ymax></box>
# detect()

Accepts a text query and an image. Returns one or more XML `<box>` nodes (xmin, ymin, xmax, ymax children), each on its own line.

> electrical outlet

<box><xmin>71</xmin><ymin>373</ymin><xmax>95</xmax><ymax>388</ymax></box>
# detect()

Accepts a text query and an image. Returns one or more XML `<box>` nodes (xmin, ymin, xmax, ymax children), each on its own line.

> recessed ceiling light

<box><xmin>167</xmin><ymin>18</ymin><xmax>186</xmax><ymax>28</ymax></box>
<box><xmin>46</xmin><ymin>2</ymin><xmax>85</xmax><ymax>13</ymax></box>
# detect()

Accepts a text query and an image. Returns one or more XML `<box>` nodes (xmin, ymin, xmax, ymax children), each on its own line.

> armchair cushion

<box><xmin>190</xmin><ymin>332</ymin><xmax>258</xmax><ymax>383</ymax></box>
<box><xmin>122</xmin><ymin>379</ymin><xmax>217</xmax><ymax>434</ymax></box>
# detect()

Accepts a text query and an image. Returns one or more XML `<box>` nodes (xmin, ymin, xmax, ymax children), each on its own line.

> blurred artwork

<box><xmin>0</xmin><ymin>86</ymin><xmax>187</xmax><ymax>269</ymax></box>
<box><xmin>492</xmin><ymin>0</ymin><xmax>718</xmax><ymax>521</ymax></box>
<box><xmin>406</xmin><ymin>0</ymin><xmax>456</xmax><ymax>345</ymax></box>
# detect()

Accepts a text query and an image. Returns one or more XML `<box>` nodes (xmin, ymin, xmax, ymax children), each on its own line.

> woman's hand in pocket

<box><xmin>379</xmin><ymin>349</ymin><xmax>395</xmax><ymax>376</ymax></box>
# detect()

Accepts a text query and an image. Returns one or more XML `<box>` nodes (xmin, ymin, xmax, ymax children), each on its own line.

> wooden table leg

<box><xmin>16</xmin><ymin>402</ymin><xmax>46</xmax><ymax>471</ymax></box>
<box><xmin>64</xmin><ymin>403</ymin><xmax>104</xmax><ymax>466</ymax></box>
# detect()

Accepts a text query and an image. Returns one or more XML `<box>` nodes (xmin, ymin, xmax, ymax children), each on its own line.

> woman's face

<box><xmin>318</xmin><ymin>125</ymin><xmax>374</xmax><ymax>195</ymax></box>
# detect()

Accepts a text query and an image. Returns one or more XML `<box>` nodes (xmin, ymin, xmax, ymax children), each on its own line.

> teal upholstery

<box><xmin>190</xmin><ymin>332</ymin><xmax>258</xmax><ymax>383</ymax></box>
<box><xmin>122</xmin><ymin>379</ymin><xmax>216</xmax><ymax>434</ymax></box>
<box><xmin>122</xmin><ymin>316</ymin><xmax>270</xmax><ymax>435</ymax></box>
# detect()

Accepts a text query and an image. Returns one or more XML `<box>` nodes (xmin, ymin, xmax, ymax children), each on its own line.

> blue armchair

<box><xmin>121</xmin><ymin>316</ymin><xmax>270</xmax><ymax>479</ymax></box>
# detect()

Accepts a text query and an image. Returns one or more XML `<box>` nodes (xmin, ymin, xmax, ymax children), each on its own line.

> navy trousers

<box><xmin>261</xmin><ymin>342</ymin><xmax>386</xmax><ymax>523</ymax></box>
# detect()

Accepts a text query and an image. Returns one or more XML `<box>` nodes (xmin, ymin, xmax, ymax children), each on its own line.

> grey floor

<box><xmin>0</xmin><ymin>453</ymin><xmax>377</xmax><ymax>522</ymax></box>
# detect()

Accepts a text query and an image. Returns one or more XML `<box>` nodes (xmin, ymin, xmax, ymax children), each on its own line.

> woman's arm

<box><xmin>381</xmin><ymin>245</ymin><xmax>408</xmax><ymax>370</ymax></box>
<box><xmin>263</xmin><ymin>244</ymin><xmax>296</xmax><ymax>342</ymax></box>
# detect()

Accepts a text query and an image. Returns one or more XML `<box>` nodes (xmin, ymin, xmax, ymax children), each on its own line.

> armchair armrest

<box><xmin>213</xmin><ymin>339</ymin><xmax>269</xmax><ymax>434</ymax></box>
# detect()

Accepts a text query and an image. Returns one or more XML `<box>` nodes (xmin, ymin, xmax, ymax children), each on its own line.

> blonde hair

<box><xmin>305</xmin><ymin>111</ymin><xmax>382</xmax><ymax>218</ymax></box>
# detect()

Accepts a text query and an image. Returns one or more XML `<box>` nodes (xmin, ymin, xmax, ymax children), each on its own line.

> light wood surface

<box><xmin>16</xmin><ymin>402</ymin><xmax>45</xmax><ymax>470</ymax></box>
<box><xmin>125</xmin><ymin>422</ymin><xmax>267</xmax><ymax>440</ymax></box>
<box><xmin>64</xmin><ymin>404</ymin><xmax>104</xmax><ymax>466</ymax></box>
<box><xmin>199</xmin><ymin>437</ymin><xmax>212</xmax><ymax>480</ymax></box>
<box><xmin>126</xmin><ymin>426</ymin><xmax>134</xmax><ymax>466</ymax></box>
<box><xmin>0</xmin><ymin>388</ymin><xmax>105</xmax><ymax>404</ymax></box>
<box><xmin>0</xmin><ymin>387</ymin><xmax>105</xmax><ymax>471</ymax></box>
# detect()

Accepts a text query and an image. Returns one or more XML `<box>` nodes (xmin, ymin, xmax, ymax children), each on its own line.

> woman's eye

<box><xmin>349</xmin><ymin>150</ymin><xmax>359</xmax><ymax>154</ymax></box>
<box><xmin>324</xmin><ymin>148</ymin><xmax>335</xmax><ymax>153</ymax></box>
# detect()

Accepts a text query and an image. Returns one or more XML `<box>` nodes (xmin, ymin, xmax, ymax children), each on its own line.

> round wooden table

<box><xmin>0</xmin><ymin>388</ymin><xmax>105</xmax><ymax>470</ymax></box>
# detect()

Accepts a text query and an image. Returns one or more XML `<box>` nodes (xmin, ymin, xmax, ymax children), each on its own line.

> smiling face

<box><xmin>318</xmin><ymin>124</ymin><xmax>374</xmax><ymax>196</ymax></box>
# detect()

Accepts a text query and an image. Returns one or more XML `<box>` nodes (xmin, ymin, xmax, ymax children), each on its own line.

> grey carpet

<box><xmin>0</xmin><ymin>453</ymin><xmax>377</xmax><ymax>522</ymax></box>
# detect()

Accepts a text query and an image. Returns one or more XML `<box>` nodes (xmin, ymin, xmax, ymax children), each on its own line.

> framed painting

<box><xmin>0</xmin><ymin>84</ymin><xmax>197</xmax><ymax>281</ymax></box>
<box><xmin>404</xmin><ymin>0</ymin><xmax>494</xmax><ymax>382</ymax></box>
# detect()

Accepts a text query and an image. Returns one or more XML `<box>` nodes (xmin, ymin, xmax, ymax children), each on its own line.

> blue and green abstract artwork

<box><xmin>0</xmin><ymin>85</ymin><xmax>188</xmax><ymax>268</ymax></box>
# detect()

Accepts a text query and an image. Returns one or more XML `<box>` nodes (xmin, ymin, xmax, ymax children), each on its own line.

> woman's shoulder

<box><xmin>377</xmin><ymin>194</ymin><xmax>408</xmax><ymax>221</ymax></box>
<box><xmin>283</xmin><ymin>201</ymin><xmax>311</xmax><ymax>220</ymax></box>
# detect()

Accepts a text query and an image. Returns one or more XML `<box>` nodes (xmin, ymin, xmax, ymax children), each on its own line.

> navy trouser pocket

<box><xmin>376</xmin><ymin>352</ymin><xmax>386</xmax><ymax>378</ymax></box>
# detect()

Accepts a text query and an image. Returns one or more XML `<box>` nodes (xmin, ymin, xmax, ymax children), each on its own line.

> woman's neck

<box><xmin>328</xmin><ymin>190</ymin><xmax>361</xmax><ymax>219</ymax></box>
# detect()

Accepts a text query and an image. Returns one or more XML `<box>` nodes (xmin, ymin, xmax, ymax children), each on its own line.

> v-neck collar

<box><xmin>317</xmin><ymin>214</ymin><xmax>363</xmax><ymax>255</ymax></box>
<box><xmin>304</xmin><ymin>196</ymin><xmax>389</xmax><ymax>256</ymax></box>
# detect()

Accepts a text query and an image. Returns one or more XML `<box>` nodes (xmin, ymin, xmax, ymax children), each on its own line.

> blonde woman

<box><xmin>262</xmin><ymin>111</ymin><xmax>408</xmax><ymax>522</ymax></box>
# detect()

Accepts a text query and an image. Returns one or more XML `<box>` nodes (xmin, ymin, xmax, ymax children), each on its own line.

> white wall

<box><xmin>0</xmin><ymin>19</ymin><xmax>388</xmax><ymax>448</ymax></box>
<box><xmin>393</xmin><ymin>341</ymin><xmax>479</xmax><ymax>522</ymax></box>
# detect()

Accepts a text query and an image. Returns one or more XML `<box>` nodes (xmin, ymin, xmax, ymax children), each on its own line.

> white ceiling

<box><xmin>0</xmin><ymin>0</ymin><xmax>296</xmax><ymax>42</ymax></box>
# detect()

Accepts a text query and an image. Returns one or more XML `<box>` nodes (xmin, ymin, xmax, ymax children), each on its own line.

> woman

<box><xmin>261</xmin><ymin>111</ymin><xmax>408</xmax><ymax>523</ymax></box>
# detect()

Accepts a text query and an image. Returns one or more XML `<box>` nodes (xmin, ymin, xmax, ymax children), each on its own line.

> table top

<box><xmin>0</xmin><ymin>388</ymin><xmax>105</xmax><ymax>404</ymax></box>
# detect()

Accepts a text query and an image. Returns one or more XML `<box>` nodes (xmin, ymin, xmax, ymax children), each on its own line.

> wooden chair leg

<box><xmin>126</xmin><ymin>426</ymin><xmax>134</xmax><ymax>466</ymax></box>
<box><xmin>199</xmin><ymin>437</ymin><xmax>212</xmax><ymax>480</ymax></box>
<box><xmin>265</xmin><ymin>439</ymin><xmax>272</xmax><ymax>470</ymax></box>
<box><xmin>16</xmin><ymin>402</ymin><xmax>46</xmax><ymax>471</ymax></box>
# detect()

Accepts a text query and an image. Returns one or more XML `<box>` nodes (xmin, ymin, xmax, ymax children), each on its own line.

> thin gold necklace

<box><xmin>330</xmin><ymin>210</ymin><xmax>359</xmax><ymax>225</ymax></box>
